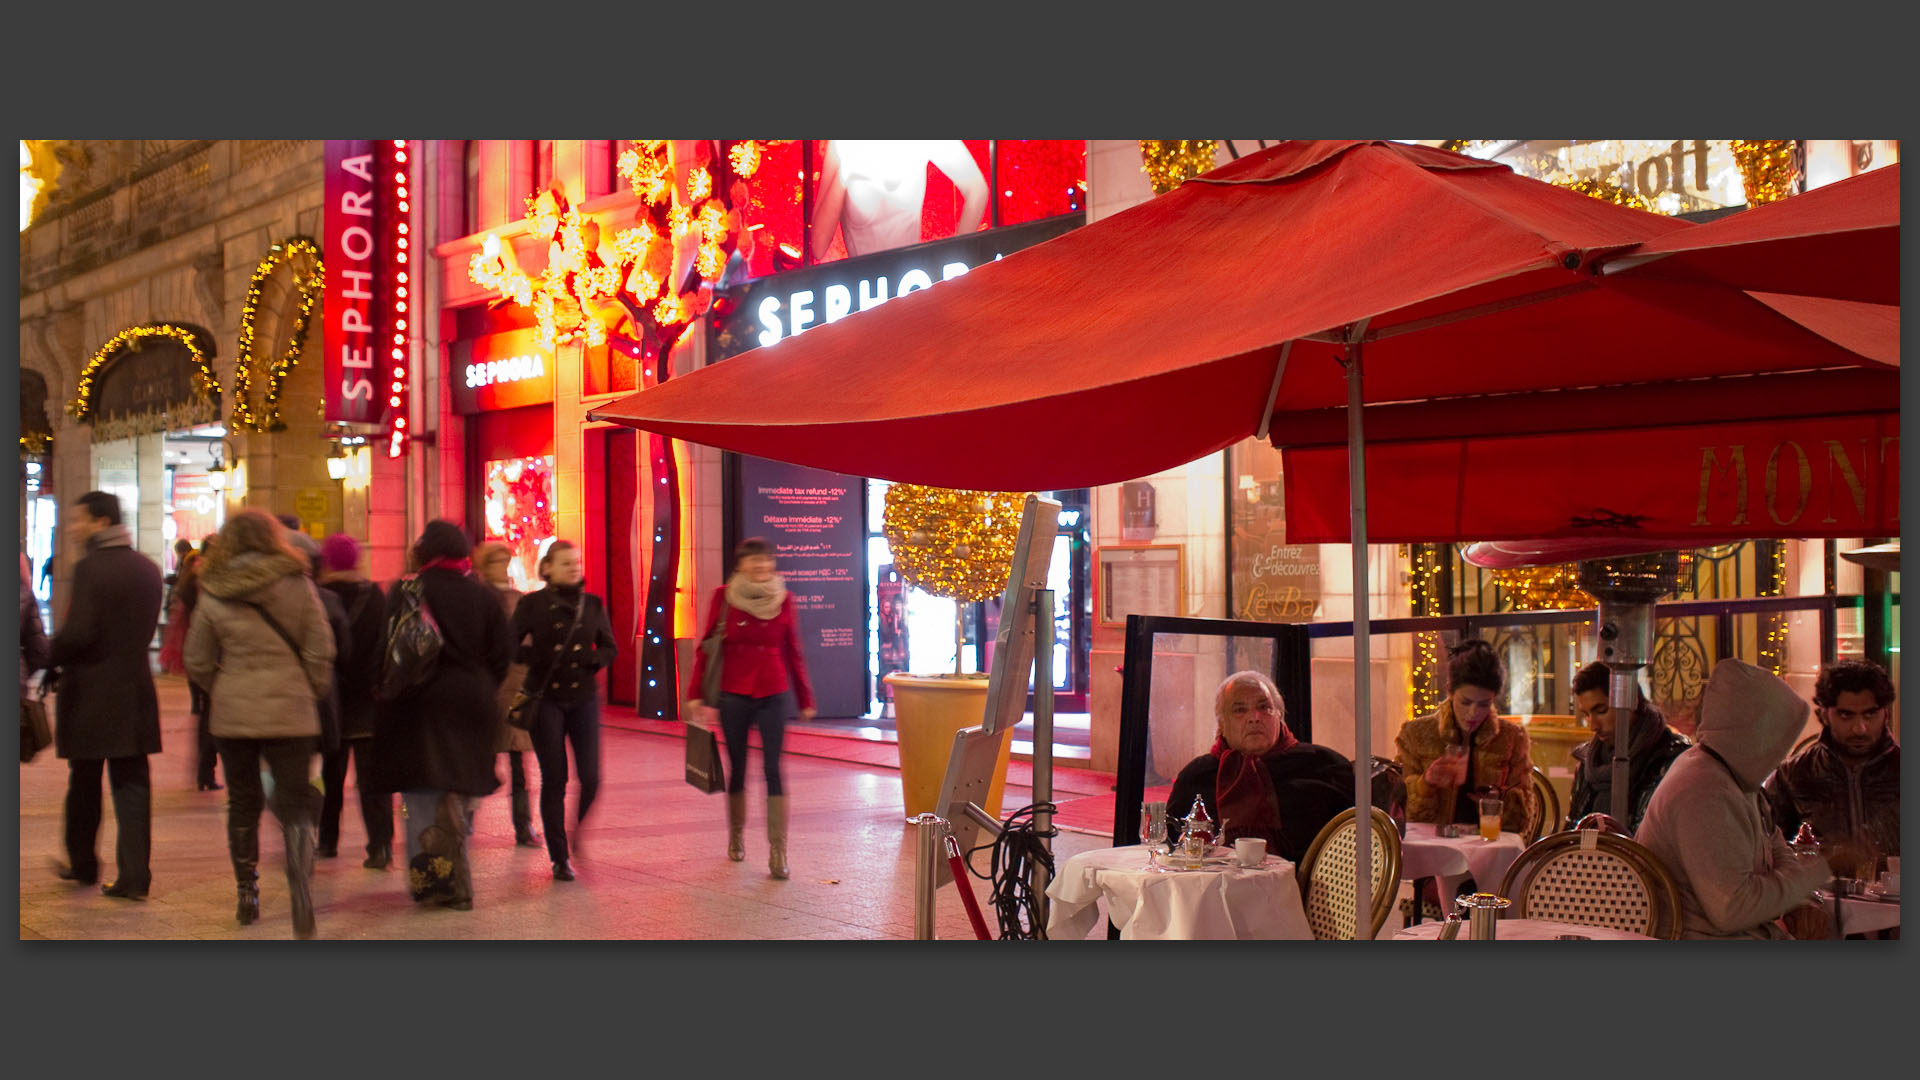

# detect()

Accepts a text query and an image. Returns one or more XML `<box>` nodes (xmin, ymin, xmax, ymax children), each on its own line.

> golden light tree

<box><xmin>882</xmin><ymin>485</ymin><xmax>1033</xmax><ymax>674</ymax></box>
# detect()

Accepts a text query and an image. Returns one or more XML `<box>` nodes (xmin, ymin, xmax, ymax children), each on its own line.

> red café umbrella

<box><xmin>589</xmin><ymin>140</ymin><xmax>1896</xmax><ymax>934</ymax></box>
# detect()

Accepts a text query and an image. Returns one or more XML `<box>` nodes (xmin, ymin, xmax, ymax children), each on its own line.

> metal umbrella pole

<box><xmin>1341</xmin><ymin>323</ymin><xmax>1375</xmax><ymax>938</ymax></box>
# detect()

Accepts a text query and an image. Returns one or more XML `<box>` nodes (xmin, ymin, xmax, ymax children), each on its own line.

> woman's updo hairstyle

<box><xmin>1446</xmin><ymin>638</ymin><xmax>1506</xmax><ymax>695</ymax></box>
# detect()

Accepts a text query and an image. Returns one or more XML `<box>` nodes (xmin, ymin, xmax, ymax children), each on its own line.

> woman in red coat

<box><xmin>687</xmin><ymin>538</ymin><xmax>815</xmax><ymax>879</ymax></box>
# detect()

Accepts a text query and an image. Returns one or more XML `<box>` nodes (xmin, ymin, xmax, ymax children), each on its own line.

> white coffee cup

<box><xmin>1234</xmin><ymin>837</ymin><xmax>1267</xmax><ymax>867</ymax></box>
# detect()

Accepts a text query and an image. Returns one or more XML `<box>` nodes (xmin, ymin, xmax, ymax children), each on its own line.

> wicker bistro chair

<box><xmin>1497</xmin><ymin>830</ymin><xmax>1683</xmax><ymax>939</ymax></box>
<box><xmin>1298</xmin><ymin>808</ymin><xmax>1402</xmax><ymax>940</ymax></box>
<box><xmin>1526</xmin><ymin>766</ymin><xmax>1561</xmax><ymax>842</ymax></box>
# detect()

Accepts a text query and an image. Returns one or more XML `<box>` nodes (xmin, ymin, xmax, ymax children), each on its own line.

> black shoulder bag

<box><xmin>507</xmin><ymin>594</ymin><xmax>584</xmax><ymax>730</ymax></box>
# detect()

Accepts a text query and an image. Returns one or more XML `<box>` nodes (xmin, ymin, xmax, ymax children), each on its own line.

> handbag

<box><xmin>698</xmin><ymin>599</ymin><xmax>729</xmax><ymax>705</ymax></box>
<box><xmin>20</xmin><ymin>684</ymin><xmax>52</xmax><ymax>764</ymax></box>
<box><xmin>242</xmin><ymin>599</ymin><xmax>340</xmax><ymax>752</ymax></box>
<box><xmin>507</xmin><ymin>593</ymin><xmax>584</xmax><ymax>730</ymax></box>
<box><xmin>683</xmin><ymin>707</ymin><xmax>726</xmax><ymax>794</ymax></box>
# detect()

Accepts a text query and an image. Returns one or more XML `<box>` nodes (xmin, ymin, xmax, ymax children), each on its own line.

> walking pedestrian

<box><xmin>316</xmin><ymin>533</ymin><xmax>395</xmax><ymax>869</ymax></box>
<box><xmin>185</xmin><ymin>510</ymin><xmax>336</xmax><ymax>938</ymax></box>
<box><xmin>158</xmin><ymin>538</ymin><xmax>196</xmax><ymax>674</ymax></box>
<box><xmin>687</xmin><ymin>538</ymin><xmax>816</xmax><ymax>879</ymax></box>
<box><xmin>180</xmin><ymin>536</ymin><xmax>221</xmax><ymax>790</ymax></box>
<box><xmin>48</xmin><ymin>491</ymin><xmax>165</xmax><ymax>899</ymax></box>
<box><xmin>475</xmin><ymin>540</ymin><xmax>538</xmax><ymax>848</ymax></box>
<box><xmin>21</xmin><ymin>554</ymin><xmax>51</xmax><ymax>746</ymax></box>
<box><xmin>285</xmin><ymin>530</ymin><xmax>354</xmax><ymax>857</ymax></box>
<box><xmin>370</xmin><ymin>521</ymin><xmax>510</xmax><ymax>910</ymax></box>
<box><xmin>510</xmin><ymin>540</ymin><xmax>616</xmax><ymax>881</ymax></box>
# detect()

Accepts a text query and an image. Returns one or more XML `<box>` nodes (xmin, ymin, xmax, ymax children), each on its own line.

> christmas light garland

<box><xmin>1492</xmin><ymin>563</ymin><xmax>1597</xmax><ymax>612</ymax></box>
<box><xmin>1138</xmin><ymin>141</ymin><xmax>1218</xmax><ymax>195</ymax></box>
<box><xmin>882</xmin><ymin>485</ymin><xmax>1033</xmax><ymax>603</ymax></box>
<box><xmin>68</xmin><ymin>323</ymin><xmax>220</xmax><ymax>424</ymax></box>
<box><xmin>231</xmin><ymin>236</ymin><xmax>324</xmax><ymax>433</ymax></box>
<box><xmin>1407</xmin><ymin>543</ymin><xmax>1446</xmax><ymax>719</ymax></box>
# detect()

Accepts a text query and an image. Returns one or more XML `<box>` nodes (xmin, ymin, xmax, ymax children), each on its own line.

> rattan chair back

<box><xmin>1497</xmin><ymin>830</ymin><xmax>1683</xmax><ymax>939</ymax></box>
<box><xmin>1299</xmin><ymin>808</ymin><xmax>1402</xmax><ymax>940</ymax></box>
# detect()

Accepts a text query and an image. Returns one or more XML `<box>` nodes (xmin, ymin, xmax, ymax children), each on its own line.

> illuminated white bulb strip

<box><xmin>388</xmin><ymin>139</ymin><xmax>412</xmax><ymax>458</ymax></box>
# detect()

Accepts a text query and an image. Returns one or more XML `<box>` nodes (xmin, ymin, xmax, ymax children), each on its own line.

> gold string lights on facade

<box><xmin>1405</xmin><ymin>543</ymin><xmax>1447</xmax><ymax>719</ymax></box>
<box><xmin>1730</xmin><ymin>140</ymin><xmax>1799</xmax><ymax>205</ymax></box>
<box><xmin>231</xmin><ymin>237</ymin><xmax>324</xmax><ymax>433</ymax></box>
<box><xmin>68</xmin><ymin>323</ymin><xmax>220</xmax><ymax>424</ymax></box>
<box><xmin>1756</xmin><ymin>541</ymin><xmax>1789</xmax><ymax>677</ymax></box>
<box><xmin>1138</xmin><ymin>141</ymin><xmax>1218</xmax><ymax>195</ymax></box>
<box><xmin>1492</xmin><ymin>563</ymin><xmax>1596</xmax><ymax>612</ymax></box>
<box><xmin>882</xmin><ymin>485</ymin><xmax>1034</xmax><ymax>603</ymax></box>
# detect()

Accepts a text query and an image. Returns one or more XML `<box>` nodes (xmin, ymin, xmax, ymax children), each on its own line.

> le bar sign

<box><xmin>322</xmin><ymin>140</ymin><xmax>406</xmax><ymax>428</ymax></box>
<box><xmin>449</xmin><ymin>327</ymin><xmax>558</xmax><ymax>415</ymax></box>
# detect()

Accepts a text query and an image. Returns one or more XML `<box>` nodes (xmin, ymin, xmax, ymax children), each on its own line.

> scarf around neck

<box><xmin>725</xmin><ymin>572</ymin><xmax>788</xmax><ymax>621</ymax></box>
<box><xmin>1208</xmin><ymin>723</ymin><xmax>1300</xmax><ymax>847</ymax></box>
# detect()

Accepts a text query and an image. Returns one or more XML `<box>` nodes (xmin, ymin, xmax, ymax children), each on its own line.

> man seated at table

<box><xmin>1164</xmin><ymin>671</ymin><xmax>1354</xmax><ymax>864</ymax></box>
<box><xmin>1565</xmin><ymin>661</ymin><xmax>1690</xmax><ymax>833</ymax></box>
<box><xmin>1635</xmin><ymin>659</ymin><xmax>1864</xmax><ymax>940</ymax></box>
<box><xmin>1764</xmin><ymin>658</ymin><xmax>1899</xmax><ymax>878</ymax></box>
<box><xmin>1396</xmin><ymin>640</ymin><xmax>1534</xmax><ymax>834</ymax></box>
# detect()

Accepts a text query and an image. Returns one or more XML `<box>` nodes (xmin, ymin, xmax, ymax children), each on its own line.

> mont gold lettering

<box><xmin>1765</xmin><ymin>440</ymin><xmax>1812</xmax><ymax>525</ymax></box>
<box><xmin>1821</xmin><ymin>439</ymin><xmax>1868</xmax><ymax>524</ymax></box>
<box><xmin>1695</xmin><ymin>445</ymin><xmax>1748</xmax><ymax>526</ymax></box>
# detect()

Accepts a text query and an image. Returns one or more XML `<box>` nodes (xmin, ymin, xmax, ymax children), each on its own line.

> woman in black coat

<box><xmin>370</xmin><ymin>521</ymin><xmax>511</xmax><ymax>910</ymax></box>
<box><xmin>510</xmin><ymin>540</ymin><xmax>617</xmax><ymax>881</ymax></box>
<box><xmin>316</xmin><ymin>533</ymin><xmax>393</xmax><ymax>868</ymax></box>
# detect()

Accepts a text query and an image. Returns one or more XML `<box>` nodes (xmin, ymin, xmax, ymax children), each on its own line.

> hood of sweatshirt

<box><xmin>1694</xmin><ymin>659</ymin><xmax>1809</xmax><ymax>789</ymax></box>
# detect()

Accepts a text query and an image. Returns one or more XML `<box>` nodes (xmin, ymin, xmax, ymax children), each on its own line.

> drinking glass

<box><xmin>1478</xmin><ymin>797</ymin><xmax>1503</xmax><ymax>841</ymax></box>
<box><xmin>1141</xmin><ymin>802</ymin><xmax>1168</xmax><ymax>850</ymax></box>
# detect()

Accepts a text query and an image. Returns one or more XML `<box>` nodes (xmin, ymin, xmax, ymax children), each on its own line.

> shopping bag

<box><xmin>683</xmin><ymin>714</ymin><xmax>726</xmax><ymax>794</ymax></box>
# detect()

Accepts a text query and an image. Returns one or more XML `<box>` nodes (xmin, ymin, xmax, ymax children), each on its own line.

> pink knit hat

<box><xmin>320</xmin><ymin>532</ymin><xmax>361</xmax><ymax>572</ymax></box>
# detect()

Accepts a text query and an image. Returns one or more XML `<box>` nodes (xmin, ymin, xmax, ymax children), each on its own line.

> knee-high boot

<box><xmin>512</xmin><ymin>789</ymin><xmax>539</xmax><ymax>848</ymax></box>
<box><xmin>230</xmin><ymin>818</ymin><xmax>260</xmax><ymax>925</ymax></box>
<box><xmin>727</xmin><ymin>792</ymin><xmax>747</xmax><ymax>862</ymax></box>
<box><xmin>766</xmin><ymin>795</ymin><xmax>789</xmax><ymax>880</ymax></box>
<box><xmin>284</xmin><ymin>821</ymin><xmax>317</xmax><ymax>940</ymax></box>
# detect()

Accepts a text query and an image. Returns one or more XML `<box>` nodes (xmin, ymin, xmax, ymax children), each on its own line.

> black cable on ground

<box><xmin>966</xmin><ymin>802</ymin><xmax>1058</xmax><ymax>940</ymax></box>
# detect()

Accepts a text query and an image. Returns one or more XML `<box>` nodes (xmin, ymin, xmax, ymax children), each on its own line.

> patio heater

<box><xmin>1574</xmin><ymin>552</ymin><xmax>1685</xmax><ymax>829</ymax></box>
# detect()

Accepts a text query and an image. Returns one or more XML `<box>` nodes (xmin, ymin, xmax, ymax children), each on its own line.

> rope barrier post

<box><xmin>913</xmin><ymin>813</ymin><xmax>948</xmax><ymax>940</ymax></box>
<box><xmin>1029</xmin><ymin>589</ymin><xmax>1055</xmax><ymax>938</ymax></box>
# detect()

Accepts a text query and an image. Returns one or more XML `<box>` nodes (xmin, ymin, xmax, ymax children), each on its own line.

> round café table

<box><xmin>1395</xmin><ymin>917</ymin><xmax>1655</xmax><ymax>941</ymax></box>
<box><xmin>1045</xmin><ymin>845</ymin><xmax>1314</xmax><ymax>940</ymax></box>
<box><xmin>1814</xmin><ymin>889</ymin><xmax>1900</xmax><ymax>938</ymax></box>
<box><xmin>1399</xmin><ymin>822</ymin><xmax>1528</xmax><ymax>921</ymax></box>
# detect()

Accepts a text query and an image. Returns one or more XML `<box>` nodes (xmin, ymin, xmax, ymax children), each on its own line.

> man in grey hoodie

<box><xmin>1636</xmin><ymin>659</ymin><xmax>1862</xmax><ymax>939</ymax></box>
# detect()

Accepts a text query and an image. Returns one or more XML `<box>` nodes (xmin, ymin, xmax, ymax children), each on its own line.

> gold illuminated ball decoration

<box><xmin>1730</xmin><ymin>140</ymin><xmax>1799</xmax><ymax>206</ymax></box>
<box><xmin>69</xmin><ymin>324</ymin><xmax>220</xmax><ymax>424</ymax></box>
<box><xmin>232</xmin><ymin>237</ymin><xmax>324</xmax><ymax>433</ymax></box>
<box><xmin>882</xmin><ymin>485</ymin><xmax>1033</xmax><ymax>603</ymax></box>
<box><xmin>1138</xmin><ymin>141</ymin><xmax>1219</xmax><ymax>195</ymax></box>
<box><xmin>1491</xmin><ymin>564</ymin><xmax>1596</xmax><ymax>612</ymax></box>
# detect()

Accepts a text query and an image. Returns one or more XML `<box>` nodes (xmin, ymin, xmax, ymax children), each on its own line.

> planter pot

<box><xmin>884</xmin><ymin>672</ymin><xmax>1012</xmax><ymax>821</ymax></box>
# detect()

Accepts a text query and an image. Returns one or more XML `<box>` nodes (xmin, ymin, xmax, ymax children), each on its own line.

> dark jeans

<box><xmin>506</xmin><ymin>750</ymin><xmax>528</xmax><ymax>794</ymax></box>
<box><xmin>718</xmin><ymin>691</ymin><xmax>789</xmax><ymax>797</ymax></box>
<box><xmin>190</xmin><ymin>683</ymin><xmax>217</xmax><ymax>786</ymax></box>
<box><xmin>319</xmin><ymin>736</ymin><xmax>395</xmax><ymax>854</ymax></box>
<box><xmin>217</xmin><ymin>736</ymin><xmax>321</xmax><ymax>836</ymax></box>
<box><xmin>65</xmin><ymin>756</ymin><xmax>151</xmax><ymax>889</ymax></box>
<box><xmin>531</xmin><ymin>696</ymin><xmax>601</xmax><ymax>863</ymax></box>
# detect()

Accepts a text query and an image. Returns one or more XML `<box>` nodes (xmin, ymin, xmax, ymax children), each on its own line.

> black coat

<box><xmin>1764</xmin><ymin>731</ymin><xmax>1900</xmax><ymax>859</ymax></box>
<box><xmin>20</xmin><ymin>579</ymin><xmax>50</xmax><ymax>698</ymax></box>
<box><xmin>511</xmin><ymin>586</ymin><xmax>617</xmax><ymax>705</ymax></box>
<box><xmin>370</xmin><ymin>568</ymin><xmax>511</xmax><ymax>796</ymax></box>
<box><xmin>49</xmin><ymin>528</ymin><xmax>163</xmax><ymax>760</ymax></box>
<box><xmin>321</xmin><ymin>576</ymin><xmax>386</xmax><ymax>740</ymax></box>
<box><xmin>1165</xmin><ymin>742</ymin><xmax>1357</xmax><ymax>864</ymax></box>
<box><xmin>1565</xmin><ymin>723</ymin><xmax>1690</xmax><ymax>832</ymax></box>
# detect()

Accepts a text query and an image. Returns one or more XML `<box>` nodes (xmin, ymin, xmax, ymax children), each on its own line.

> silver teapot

<box><xmin>1180</xmin><ymin>796</ymin><xmax>1217</xmax><ymax>858</ymax></box>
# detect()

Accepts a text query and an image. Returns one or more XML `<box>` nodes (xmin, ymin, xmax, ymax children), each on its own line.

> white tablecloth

<box><xmin>1400</xmin><ymin>822</ymin><xmax>1528</xmax><ymax>907</ymax></box>
<box><xmin>1394</xmin><ymin>917</ymin><xmax>1654</xmax><ymax>941</ymax></box>
<box><xmin>1815</xmin><ymin>890</ymin><xmax>1901</xmax><ymax>937</ymax></box>
<box><xmin>1046</xmin><ymin>845</ymin><xmax>1314</xmax><ymax>940</ymax></box>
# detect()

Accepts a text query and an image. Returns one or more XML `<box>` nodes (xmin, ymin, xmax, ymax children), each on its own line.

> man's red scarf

<box><xmin>1209</xmin><ymin>723</ymin><xmax>1299</xmax><ymax>846</ymax></box>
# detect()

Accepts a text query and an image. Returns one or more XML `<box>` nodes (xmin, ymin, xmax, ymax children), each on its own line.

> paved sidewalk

<box><xmin>19</xmin><ymin>675</ymin><xmax>1113</xmax><ymax>940</ymax></box>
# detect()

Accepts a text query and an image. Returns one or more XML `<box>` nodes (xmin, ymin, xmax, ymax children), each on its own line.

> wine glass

<box><xmin>1141</xmin><ymin>803</ymin><xmax>1168</xmax><ymax>864</ymax></box>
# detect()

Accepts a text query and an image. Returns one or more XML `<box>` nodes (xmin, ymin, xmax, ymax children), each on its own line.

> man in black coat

<box><xmin>48</xmin><ymin>491</ymin><xmax>164</xmax><ymax>899</ymax></box>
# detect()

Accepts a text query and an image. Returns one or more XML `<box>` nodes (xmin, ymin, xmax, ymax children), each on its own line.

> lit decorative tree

<box><xmin>882</xmin><ymin>485</ymin><xmax>1033</xmax><ymax>674</ymax></box>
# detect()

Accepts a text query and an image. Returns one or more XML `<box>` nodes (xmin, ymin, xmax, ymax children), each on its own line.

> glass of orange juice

<box><xmin>1478</xmin><ymin>797</ymin><xmax>1503</xmax><ymax>841</ymax></box>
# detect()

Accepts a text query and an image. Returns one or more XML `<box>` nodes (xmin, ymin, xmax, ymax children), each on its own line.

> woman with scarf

<box><xmin>1396</xmin><ymin>639</ymin><xmax>1536</xmax><ymax>833</ymax></box>
<box><xmin>1565</xmin><ymin>660</ymin><xmax>1689</xmax><ymax>832</ymax></box>
<box><xmin>369</xmin><ymin>521</ymin><xmax>511</xmax><ymax>911</ymax></box>
<box><xmin>509</xmin><ymin>540</ymin><xmax>617</xmax><ymax>881</ymax></box>
<box><xmin>475</xmin><ymin>541</ymin><xmax>538</xmax><ymax>849</ymax></box>
<box><xmin>1164</xmin><ymin>671</ymin><xmax>1354</xmax><ymax>863</ymax></box>
<box><xmin>687</xmin><ymin>538</ymin><xmax>816</xmax><ymax>879</ymax></box>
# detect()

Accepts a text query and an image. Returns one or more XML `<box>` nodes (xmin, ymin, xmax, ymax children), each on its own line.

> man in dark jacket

<box><xmin>1564</xmin><ymin>661</ymin><xmax>1690</xmax><ymax>832</ymax></box>
<box><xmin>1765</xmin><ymin>659</ymin><xmax>1899</xmax><ymax>877</ymax></box>
<box><xmin>1165</xmin><ymin>671</ymin><xmax>1355</xmax><ymax>864</ymax></box>
<box><xmin>48</xmin><ymin>491</ymin><xmax>164</xmax><ymax>899</ymax></box>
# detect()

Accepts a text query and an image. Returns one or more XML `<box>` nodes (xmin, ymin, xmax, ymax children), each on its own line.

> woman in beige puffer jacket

<box><xmin>184</xmin><ymin>510</ymin><xmax>335</xmax><ymax>939</ymax></box>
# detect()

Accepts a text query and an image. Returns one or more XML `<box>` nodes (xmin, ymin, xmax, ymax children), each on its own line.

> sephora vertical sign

<box><xmin>738</xmin><ymin>463</ymin><xmax>868</xmax><ymax>718</ymax></box>
<box><xmin>323</xmin><ymin>140</ymin><xmax>388</xmax><ymax>424</ymax></box>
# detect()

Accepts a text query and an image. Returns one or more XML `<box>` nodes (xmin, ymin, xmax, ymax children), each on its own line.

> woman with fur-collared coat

<box><xmin>1396</xmin><ymin>640</ymin><xmax>1535</xmax><ymax>834</ymax></box>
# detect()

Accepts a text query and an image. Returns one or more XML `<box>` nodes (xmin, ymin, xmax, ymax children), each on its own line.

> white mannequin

<box><xmin>809</xmin><ymin>140</ymin><xmax>988</xmax><ymax>261</ymax></box>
